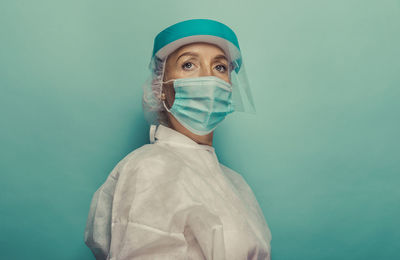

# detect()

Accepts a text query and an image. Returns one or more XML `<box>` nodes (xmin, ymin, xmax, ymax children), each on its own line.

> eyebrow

<box><xmin>175</xmin><ymin>52</ymin><xmax>229</xmax><ymax>64</ymax></box>
<box><xmin>213</xmin><ymin>54</ymin><xmax>228</xmax><ymax>63</ymax></box>
<box><xmin>176</xmin><ymin>52</ymin><xmax>199</xmax><ymax>64</ymax></box>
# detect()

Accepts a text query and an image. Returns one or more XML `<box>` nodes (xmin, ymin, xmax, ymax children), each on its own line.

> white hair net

<box><xmin>142</xmin><ymin>56</ymin><xmax>169</xmax><ymax>126</ymax></box>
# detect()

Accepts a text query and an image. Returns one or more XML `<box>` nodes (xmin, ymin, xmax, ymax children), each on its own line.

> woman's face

<box><xmin>162</xmin><ymin>42</ymin><xmax>231</xmax><ymax>108</ymax></box>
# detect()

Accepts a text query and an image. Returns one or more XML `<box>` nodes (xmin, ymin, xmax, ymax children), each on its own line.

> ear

<box><xmin>162</xmin><ymin>82</ymin><xmax>175</xmax><ymax>109</ymax></box>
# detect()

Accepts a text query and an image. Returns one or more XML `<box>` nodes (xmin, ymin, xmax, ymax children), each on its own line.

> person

<box><xmin>84</xmin><ymin>19</ymin><xmax>272</xmax><ymax>260</ymax></box>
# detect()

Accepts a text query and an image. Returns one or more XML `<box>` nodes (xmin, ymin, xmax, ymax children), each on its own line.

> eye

<box><xmin>215</xmin><ymin>64</ymin><xmax>227</xmax><ymax>73</ymax></box>
<box><xmin>182</xmin><ymin>62</ymin><xmax>193</xmax><ymax>70</ymax></box>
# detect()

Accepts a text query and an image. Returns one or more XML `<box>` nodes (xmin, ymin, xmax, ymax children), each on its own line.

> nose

<box><xmin>198</xmin><ymin>62</ymin><xmax>213</xmax><ymax>77</ymax></box>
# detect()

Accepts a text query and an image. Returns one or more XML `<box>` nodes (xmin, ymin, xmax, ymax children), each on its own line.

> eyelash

<box><xmin>181</xmin><ymin>62</ymin><xmax>227</xmax><ymax>73</ymax></box>
<box><xmin>182</xmin><ymin>62</ymin><xmax>193</xmax><ymax>70</ymax></box>
<box><xmin>215</xmin><ymin>64</ymin><xmax>227</xmax><ymax>72</ymax></box>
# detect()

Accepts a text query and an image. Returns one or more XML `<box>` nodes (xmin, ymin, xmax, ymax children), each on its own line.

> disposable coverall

<box><xmin>84</xmin><ymin>124</ymin><xmax>272</xmax><ymax>259</ymax></box>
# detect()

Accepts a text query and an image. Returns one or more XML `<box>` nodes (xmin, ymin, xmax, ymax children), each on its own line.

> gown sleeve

<box><xmin>107</xmin><ymin>154</ymin><xmax>226</xmax><ymax>260</ymax></box>
<box><xmin>84</xmin><ymin>165</ymin><xmax>120</xmax><ymax>260</ymax></box>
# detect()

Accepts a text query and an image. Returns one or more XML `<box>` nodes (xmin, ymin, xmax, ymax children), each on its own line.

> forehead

<box><xmin>171</xmin><ymin>42</ymin><xmax>227</xmax><ymax>58</ymax></box>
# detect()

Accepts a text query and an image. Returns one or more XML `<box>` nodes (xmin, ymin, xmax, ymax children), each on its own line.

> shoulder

<box><xmin>219</xmin><ymin>163</ymin><xmax>259</xmax><ymax>201</ymax></box>
<box><xmin>219</xmin><ymin>164</ymin><xmax>248</xmax><ymax>188</ymax></box>
<box><xmin>112</xmin><ymin>143</ymin><xmax>186</xmax><ymax>182</ymax></box>
<box><xmin>121</xmin><ymin>143</ymin><xmax>181</xmax><ymax>168</ymax></box>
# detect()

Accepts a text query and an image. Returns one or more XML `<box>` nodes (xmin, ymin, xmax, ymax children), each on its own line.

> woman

<box><xmin>85</xmin><ymin>19</ymin><xmax>272</xmax><ymax>260</ymax></box>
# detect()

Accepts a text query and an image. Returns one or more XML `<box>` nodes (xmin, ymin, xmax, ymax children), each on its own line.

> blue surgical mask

<box><xmin>162</xmin><ymin>76</ymin><xmax>234</xmax><ymax>136</ymax></box>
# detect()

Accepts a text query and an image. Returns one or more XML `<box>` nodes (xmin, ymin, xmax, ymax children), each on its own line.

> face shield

<box><xmin>142</xmin><ymin>19</ymin><xmax>255</xmax><ymax>126</ymax></box>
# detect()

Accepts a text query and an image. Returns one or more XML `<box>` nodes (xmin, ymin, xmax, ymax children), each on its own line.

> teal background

<box><xmin>1</xmin><ymin>0</ymin><xmax>399</xmax><ymax>259</ymax></box>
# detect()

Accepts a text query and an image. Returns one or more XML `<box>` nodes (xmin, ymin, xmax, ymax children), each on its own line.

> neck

<box><xmin>167</xmin><ymin>114</ymin><xmax>214</xmax><ymax>146</ymax></box>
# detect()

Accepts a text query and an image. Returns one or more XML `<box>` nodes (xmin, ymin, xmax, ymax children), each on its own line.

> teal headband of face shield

<box><xmin>151</xmin><ymin>19</ymin><xmax>243</xmax><ymax>73</ymax></box>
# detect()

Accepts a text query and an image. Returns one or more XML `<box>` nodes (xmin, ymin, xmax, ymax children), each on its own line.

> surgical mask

<box><xmin>162</xmin><ymin>76</ymin><xmax>234</xmax><ymax>136</ymax></box>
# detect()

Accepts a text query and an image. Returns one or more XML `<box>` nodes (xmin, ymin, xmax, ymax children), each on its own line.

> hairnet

<box><xmin>142</xmin><ymin>56</ymin><xmax>169</xmax><ymax>126</ymax></box>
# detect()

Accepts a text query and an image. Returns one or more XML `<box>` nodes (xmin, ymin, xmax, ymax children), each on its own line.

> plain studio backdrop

<box><xmin>1</xmin><ymin>0</ymin><xmax>399</xmax><ymax>259</ymax></box>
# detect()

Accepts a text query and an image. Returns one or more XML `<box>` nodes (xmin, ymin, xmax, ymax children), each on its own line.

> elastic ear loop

<box><xmin>161</xmin><ymin>78</ymin><xmax>175</xmax><ymax>113</ymax></box>
<box><xmin>162</xmin><ymin>97</ymin><xmax>171</xmax><ymax>113</ymax></box>
<box><xmin>159</xmin><ymin>57</ymin><xmax>175</xmax><ymax>113</ymax></box>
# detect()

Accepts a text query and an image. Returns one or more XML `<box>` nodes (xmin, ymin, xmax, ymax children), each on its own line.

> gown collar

<box><xmin>150</xmin><ymin>124</ymin><xmax>215</xmax><ymax>153</ymax></box>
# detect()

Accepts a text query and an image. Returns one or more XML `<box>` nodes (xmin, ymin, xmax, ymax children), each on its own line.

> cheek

<box><xmin>175</xmin><ymin>69</ymin><xmax>199</xmax><ymax>78</ymax></box>
<box><xmin>225</xmin><ymin>74</ymin><xmax>231</xmax><ymax>82</ymax></box>
<box><xmin>166</xmin><ymin>63</ymin><xmax>187</xmax><ymax>79</ymax></box>
<box><xmin>164</xmin><ymin>62</ymin><xmax>183</xmax><ymax>81</ymax></box>
<box><xmin>217</xmin><ymin>74</ymin><xmax>231</xmax><ymax>84</ymax></box>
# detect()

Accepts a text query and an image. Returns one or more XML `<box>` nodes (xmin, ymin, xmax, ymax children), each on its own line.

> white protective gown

<box><xmin>84</xmin><ymin>124</ymin><xmax>272</xmax><ymax>260</ymax></box>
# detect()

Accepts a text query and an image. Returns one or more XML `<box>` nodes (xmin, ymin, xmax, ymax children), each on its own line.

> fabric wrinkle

<box><xmin>84</xmin><ymin>124</ymin><xmax>271</xmax><ymax>259</ymax></box>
